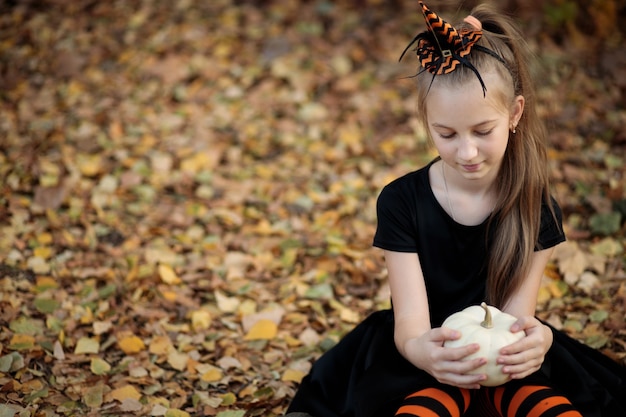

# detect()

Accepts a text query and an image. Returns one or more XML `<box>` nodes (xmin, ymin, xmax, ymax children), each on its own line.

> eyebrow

<box><xmin>431</xmin><ymin>120</ymin><xmax>498</xmax><ymax>129</ymax></box>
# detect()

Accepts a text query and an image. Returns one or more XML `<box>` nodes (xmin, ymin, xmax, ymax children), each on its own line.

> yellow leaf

<box><xmin>149</xmin><ymin>335</ymin><xmax>173</xmax><ymax>355</ymax></box>
<box><xmin>284</xmin><ymin>334</ymin><xmax>302</xmax><ymax>347</ymax></box>
<box><xmin>125</xmin><ymin>260</ymin><xmax>139</xmax><ymax>283</ymax></box>
<box><xmin>76</xmin><ymin>153</ymin><xmax>103</xmax><ymax>177</ymax></box>
<box><xmin>215</xmin><ymin>290</ymin><xmax>240</xmax><ymax>313</ymax></box>
<box><xmin>239</xmin><ymin>385</ymin><xmax>256</xmax><ymax>397</ymax></box>
<box><xmin>109</xmin><ymin>120</ymin><xmax>124</xmax><ymax>142</ymax></box>
<box><xmin>340</xmin><ymin>307</ymin><xmax>360</xmax><ymax>324</ymax></box>
<box><xmin>200</xmin><ymin>366</ymin><xmax>223</xmax><ymax>382</ymax></box>
<box><xmin>109</xmin><ymin>385</ymin><xmax>141</xmax><ymax>402</ymax></box>
<box><xmin>282</xmin><ymin>368</ymin><xmax>306</xmax><ymax>383</ymax></box>
<box><xmin>167</xmin><ymin>350</ymin><xmax>189</xmax><ymax>371</ymax></box>
<box><xmin>90</xmin><ymin>358</ymin><xmax>111</xmax><ymax>375</ymax></box>
<box><xmin>33</xmin><ymin>246</ymin><xmax>53</xmax><ymax>259</ymax></box>
<box><xmin>158</xmin><ymin>264</ymin><xmax>181</xmax><ymax>285</ymax></box>
<box><xmin>80</xmin><ymin>306</ymin><xmax>94</xmax><ymax>324</ymax></box>
<box><xmin>338</xmin><ymin>123</ymin><xmax>363</xmax><ymax>154</ymax></box>
<box><xmin>537</xmin><ymin>285</ymin><xmax>551</xmax><ymax>305</ymax></box>
<box><xmin>161</xmin><ymin>290</ymin><xmax>178</xmax><ymax>302</ymax></box>
<box><xmin>9</xmin><ymin>334</ymin><xmax>35</xmax><ymax>350</ymax></box>
<box><xmin>547</xmin><ymin>280</ymin><xmax>567</xmax><ymax>298</ymax></box>
<box><xmin>191</xmin><ymin>310</ymin><xmax>212</xmax><ymax>331</ymax></box>
<box><xmin>36</xmin><ymin>232</ymin><xmax>53</xmax><ymax>245</ymax></box>
<box><xmin>219</xmin><ymin>392</ymin><xmax>237</xmax><ymax>406</ymax></box>
<box><xmin>165</xmin><ymin>409</ymin><xmax>190</xmax><ymax>417</ymax></box>
<box><xmin>243</xmin><ymin>319</ymin><xmax>277</xmax><ymax>341</ymax></box>
<box><xmin>74</xmin><ymin>337</ymin><xmax>100</xmax><ymax>354</ymax></box>
<box><xmin>118</xmin><ymin>335</ymin><xmax>145</xmax><ymax>354</ymax></box>
<box><xmin>180</xmin><ymin>152</ymin><xmax>211</xmax><ymax>174</ymax></box>
<box><xmin>35</xmin><ymin>276</ymin><xmax>59</xmax><ymax>291</ymax></box>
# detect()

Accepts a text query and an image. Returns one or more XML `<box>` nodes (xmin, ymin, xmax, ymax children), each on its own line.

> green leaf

<box><xmin>34</xmin><ymin>298</ymin><xmax>61</xmax><ymax>314</ymax></box>
<box><xmin>83</xmin><ymin>384</ymin><xmax>104</xmax><ymax>408</ymax></box>
<box><xmin>9</xmin><ymin>317</ymin><xmax>45</xmax><ymax>336</ymax></box>
<box><xmin>0</xmin><ymin>352</ymin><xmax>24</xmax><ymax>372</ymax></box>
<box><xmin>98</xmin><ymin>283</ymin><xmax>118</xmax><ymax>299</ymax></box>
<box><xmin>304</xmin><ymin>283</ymin><xmax>334</xmax><ymax>300</ymax></box>
<box><xmin>216</xmin><ymin>411</ymin><xmax>245</xmax><ymax>417</ymax></box>
<box><xmin>589</xmin><ymin>212</ymin><xmax>622</xmax><ymax>235</ymax></box>
<box><xmin>24</xmin><ymin>386</ymin><xmax>49</xmax><ymax>403</ymax></box>
<box><xmin>90</xmin><ymin>358</ymin><xmax>111</xmax><ymax>375</ymax></box>
<box><xmin>589</xmin><ymin>310</ymin><xmax>609</xmax><ymax>323</ymax></box>
<box><xmin>0</xmin><ymin>405</ymin><xmax>19</xmax><ymax>417</ymax></box>
<box><xmin>585</xmin><ymin>334</ymin><xmax>609</xmax><ymax>349</ymax></box>
<box><xmin>590</xmin><ymin>237</ymin><xmax>624</xmax><ymax>257</ymax></box>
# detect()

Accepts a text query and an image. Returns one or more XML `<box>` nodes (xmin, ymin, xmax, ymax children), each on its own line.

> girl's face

<box><xmin>425</xmin><ymin>73</ymin><xmax>524</xmax><ymax>184</ymax></box>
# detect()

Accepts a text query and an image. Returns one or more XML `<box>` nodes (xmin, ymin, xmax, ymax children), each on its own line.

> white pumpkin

<box><xmin>442</xmin><ymin>302</ymin><xmax>524</xmax><ymax>387</ymax></box>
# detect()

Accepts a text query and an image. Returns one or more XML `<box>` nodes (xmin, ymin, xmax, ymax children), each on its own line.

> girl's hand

<box><xmin>497</xmin><ymin>316</ymin><xmax>553</xmax><ymax>380</ymax></box>
<box><xmin>403</xmin><ymin>327</ymin><xmax>487</xmax><ymax>389</ymax></box>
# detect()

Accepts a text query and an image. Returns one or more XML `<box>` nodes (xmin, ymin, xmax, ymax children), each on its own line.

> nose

<box><xmin>457</xmin><ymin>136</ymin><xmax>478</xmax><ymax>161</ymax></box>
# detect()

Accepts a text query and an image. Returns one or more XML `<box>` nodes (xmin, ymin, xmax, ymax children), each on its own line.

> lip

<box><xmin>461</xmin><ymin>163</ymin><xmax>482</xmax><ymax>172</ymax></box>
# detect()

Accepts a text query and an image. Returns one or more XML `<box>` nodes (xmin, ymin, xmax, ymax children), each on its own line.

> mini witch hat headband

<box><xmin>399</xmin><ymin>1</ymin><xmax>507</xmax><ymax>96</ymax></box>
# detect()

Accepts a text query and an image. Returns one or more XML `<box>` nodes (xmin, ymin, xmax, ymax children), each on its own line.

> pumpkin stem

<box><xmin>480</xmin><ymin>302</ymin><xmax>493</xmax><ymax>329</ymax></box>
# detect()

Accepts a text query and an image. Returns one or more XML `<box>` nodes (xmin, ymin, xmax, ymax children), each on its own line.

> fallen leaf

<box><xmin>281</xmin><ymin>368</ymin><xmax>305</xmax><ymax>383</ymax></box>
<box><xmin>215</xmin><ymin>290</ymin><xmax>240</xmax><ymax>313</ymax></box>
<box><xmin>158</xmin><ymin>263</ymin><xmax>182</xmax><ymax>285</ymax></box>
<box><xmin>118</xmin><ymin>335</ymin><xmax>145</xmax><ymax>354</ymax></box>
<box><xmin>167</xmin><ymin>350</ymin><xmax>189</xmax><ymax>371</ymax></box>
<box><xmin>90</xmin><ymin>357</ymin><xmax>111</xmax><ymax>375</ymax></box>
<box><xmin>216</xmin><ymin>411</ymin><xmax>245</xmax><ymax>417</ymax></box>
<box><xmin>200</xmin><ymin>366</ymin><xmax>223</xmax><ymax>382</ymax></box>
<box><xmin>149</xmin><ymin>335</ymin><xmax>174</xmax><ymax>355</ymax></box>
<box><xmin>109</xmin><ymin>385</ymin><xmax>142</xmax><ymax>402</ymax></box>
<box><xmin>191</xmin><ymin>309</ymin><xmax>212</xmax><ymax>330</ymax></box>
<box><xmin>0</xmin><ymin>352</ymin><xmax>24</xmax><ymax>372</ymax></box>
<box><xmin>75</xmin><ymin>337</ymin><xmax>100</xmax><ymax>354</ymax></box>
<box><xmin>120</xmin><ymin>398</ymin><xmax>144</xmax><ymax>412</ymax></box>
<box><xmin>83</xmin><ymin>384</ymin><xmax>105</xmax><ymax>408</ymax></box>
<box><xmin>244</xmin><ymin>319</ymin><xmax>278</xmax><ymax>341</ymax></box>
<box><xmin>165</xmin><ymin>409</ymin><xmax>191</xmax><ymax>417</ymax></box>
<box><xmin>9</xmin><ymin>334</ymin><xmax>35</xmax><ymax>351</ymax></box>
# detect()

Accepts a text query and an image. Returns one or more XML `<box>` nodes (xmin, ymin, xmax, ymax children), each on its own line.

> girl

<box><xmin>286</xmin><ymin>2</ymin><xmax>626</xmax><ymax>416</ymax></box>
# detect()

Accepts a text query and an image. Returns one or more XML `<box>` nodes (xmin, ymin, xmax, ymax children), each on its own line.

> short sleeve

<box><xmin>536</xmin><ymin>196</ymin><xmax>566</xmax><ymax>250</ymax></box>
<box><xmin>373</xmin><ymin>182</ymin><xmax>419</xmax><ymax>253</ymax></box>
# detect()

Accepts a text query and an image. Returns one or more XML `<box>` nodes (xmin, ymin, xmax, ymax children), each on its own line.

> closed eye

<box><xmin>476</xmin><ymin>129</ymin><xmax>493</xmax><ymax>137</ymax></box>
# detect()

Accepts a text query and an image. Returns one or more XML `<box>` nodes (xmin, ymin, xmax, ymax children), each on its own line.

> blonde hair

<box><xmin>414</xmin><ymin>4</ymin><xmax>555</xmax><ymax>307</ymax></box>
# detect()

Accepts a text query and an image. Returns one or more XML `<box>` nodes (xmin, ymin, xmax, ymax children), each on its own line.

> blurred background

<box><xmin>0</xmin><ymin>0</ymin><xmax>625</xmax><ymax>416</ymax></box>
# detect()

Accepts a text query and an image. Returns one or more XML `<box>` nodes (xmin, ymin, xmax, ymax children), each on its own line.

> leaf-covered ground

<box><xmin>0</xmin><ymin>1</ymin><xmax>625</xmax><ymax>416</ymax></box>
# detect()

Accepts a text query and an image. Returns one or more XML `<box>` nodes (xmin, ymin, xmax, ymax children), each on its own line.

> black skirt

<box><xmin>287</xmin><ymin>309</ymin><xmax>626</xmax><ymax>417</ymax></box>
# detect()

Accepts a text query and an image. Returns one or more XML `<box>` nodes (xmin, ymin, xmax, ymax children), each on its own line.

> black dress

<box><xmin>287</xmin><ymin>160</ymin><xmax>626</xmax><ymax>417</ymax></box>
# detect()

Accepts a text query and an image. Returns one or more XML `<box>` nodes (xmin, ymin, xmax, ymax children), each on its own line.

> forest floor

<box><xmin>0</xmin><ymin>1</ymin><xmax>625</xmax><ymax>416</ymax></box>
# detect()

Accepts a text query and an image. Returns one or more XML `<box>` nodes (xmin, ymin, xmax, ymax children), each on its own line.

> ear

<box><xmin>510</xmin><ymin>95</ymin><xmax>525</xmax><ymax>130</ymax></box>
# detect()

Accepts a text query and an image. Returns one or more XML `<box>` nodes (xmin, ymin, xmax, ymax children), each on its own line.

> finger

<box><xmin>445</xmin><ymin>343</ymin><xmax>482</xmax><ymax>361</ymax></box>
<box><xmin>509</xmin><ymin>317</ymin><xmax>526</xmax><ymax>333</ymax></box>
<box><xmin>438</xmin><ymin>326</ymin><xmax>462</xmax><ymax>341</ymax></box>
<box><xmin>438</xmin><ymin>371</ymin><xmax>485</xmax><ymax>389</ymax></box>
<box><xmin>505</xmin><ymin>364</ymin><xmax>541</xmax><ymax>380</ymax></box>
<box><xmin>442</xmin><ymin>356</ymin><xmax>486</xmax><ymax>375</ymax></box>
<box><xmin>498</xmin><ymin>348</ymin><xmax>534</xmax><ymax>365</ymax></box>
<box><xmin>499</xmin><ymin>336</ymin><xmax>531</xmax><ymax>355</ymax></box>
<box><xmin>510</xmin><ymin>315</ymin><xmax>540</xmax><ymax>333</ymax></box>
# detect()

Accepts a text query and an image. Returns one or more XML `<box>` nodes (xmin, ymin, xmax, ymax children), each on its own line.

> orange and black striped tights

<box><xmin>395</xmin><ymin>382</ymin><xmax>582</xmax><ymax>417</ymax></box>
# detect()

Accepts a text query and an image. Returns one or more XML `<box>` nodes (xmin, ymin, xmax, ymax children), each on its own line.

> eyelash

<box><xmin>439</xmin><ymin>130</ymin><xmax>493</xmax><ymax>139</ymax></box>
